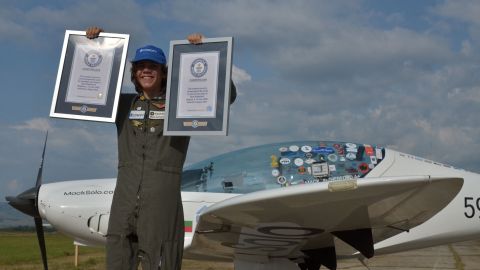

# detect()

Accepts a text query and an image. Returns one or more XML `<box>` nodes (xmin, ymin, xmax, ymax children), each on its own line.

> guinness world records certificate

<box><xmin>164</xmin><ymin>37</ymin><xmax>233</xmax><ymax>135</ymax></box>
<box><xmin>50</xmin><ymin>30</ymin><xmax>129</xmax><ymax>122</ymax></box>
<box><xmin>177</xmin><ymin>51</ymin><xmax>219</xmax><ymax>118</ymax></box>
<box><xmin>65</xmin><ymin>44</ymin><xmax>114</xmax><ymax>105</ymax></box>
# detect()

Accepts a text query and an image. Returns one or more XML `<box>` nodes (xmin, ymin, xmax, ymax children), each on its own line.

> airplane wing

<box><xmin>185</xmin><ymin>175</ymin><xmax>463</xmax><ymax>268</ymax></box>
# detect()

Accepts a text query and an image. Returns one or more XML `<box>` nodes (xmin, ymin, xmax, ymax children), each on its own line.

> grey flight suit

<box><xmin>107</xmin><ymin>83</ymin><xmax>236</xmax><ymax>270</ymax></box>
<box><xmin>107</xmin><ymin>93</ymin><xmax>188</xmax><ymax>270</ymax></box>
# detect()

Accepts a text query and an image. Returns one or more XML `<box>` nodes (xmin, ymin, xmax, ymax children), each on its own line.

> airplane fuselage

<box><xmin>36</xmin><ymin>147</ymin><xmax>480</xmax><ymax>261</ymax></box>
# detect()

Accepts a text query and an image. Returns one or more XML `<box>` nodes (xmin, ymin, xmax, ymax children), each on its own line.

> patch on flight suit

<box><xmin>149</xmin><ymin>111</ymin><xmax>165</xmax><ymax>120</ymax></box>
<box><xmin>131</xmin><ymin>120</ymin><xmax>143</xmax><ymax>127</ymax></box>
<box><xmin>129</xmin><ymin>110</ymin><xmax>145</xmax><ymax>119</ymax></box>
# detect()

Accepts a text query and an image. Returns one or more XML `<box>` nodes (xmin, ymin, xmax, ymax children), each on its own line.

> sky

<box><xmin>2</xmin><ymin>0</ymin><xmax>480</xmax><ymax>201</ymax></box>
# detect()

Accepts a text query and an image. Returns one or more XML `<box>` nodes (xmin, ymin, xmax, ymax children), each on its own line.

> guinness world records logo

<box><xmin>192</xmin><ymin>120</ymin><xmax>199</xmax><ymax>128</ymax></box>
<box><xmin>80</xmin><ymin>105</ymin><xmax>88</xmax><ymax>113</ymax></box>
<box><xmin>190</xmin><ymin>58</ymin><xmax>208</xmax><ymax>77</ymax></box>
<box><xmin>84</xmin><ymin>50</ymin><xmax>103</xmax><ymax>67</ymax></box>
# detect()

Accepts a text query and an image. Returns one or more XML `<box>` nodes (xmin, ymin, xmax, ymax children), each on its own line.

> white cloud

<box><xmin>460</xmin><ymin>40</ymin><xmax>473</xmax><ymax>56</ymax></box>
<box><xmin>11</xmin><ymin>118</ymin><xmax>52</xmax><ymax>132</ymax></box>
<box><xmin>1</xmin><ymin>117</ymin><xmax>117</xmax><ymax>194</ymax></box>
<box><xmin>433</xmin><ymin>0</ymin><xmax>480</xmax><ymax>25</ymax></box>
<box><xmin>7</xmin><ymin>179</ymin><xmax>19</xmax><ymax>192</ymax></box>
<box><xmin>232</xmin><ymin>65</ymin><xmax>251</xmax><ymax>85</ymax></box>
<box><xmin>0</xmin><ymin>9</ymin><xmax>35</xmax><ymax>43</ymax></box>
<box><xmin>156</xmin><ymin>0</ymin><xmax>453</xmax><ymax>85</ymax></box>
<box><xmin>432</xmin><ymin>0</ymin><xmax>480</xmax><ymax>44</ymax></box>
<box><xmin>0</xmin><ymin>0</ymin><xmax>149</xmax><ymax>47</ymax></box>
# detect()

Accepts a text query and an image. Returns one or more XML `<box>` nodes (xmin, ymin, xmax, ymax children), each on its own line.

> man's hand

<box><xmin>187</xmin><ymin>33</ymin><xmax>204</xmax><ymax>44</ymax></box>
<box><xmin>85</xmin><ymin>26</ymin><xmax>104</xmax><ymax>39</ymax></box>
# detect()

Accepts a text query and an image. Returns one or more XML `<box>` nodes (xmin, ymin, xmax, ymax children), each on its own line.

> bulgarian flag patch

<box><xmin>184</xmin><ymin>221</ymin><xmax>193</xmax><ymax>232</ymax></box>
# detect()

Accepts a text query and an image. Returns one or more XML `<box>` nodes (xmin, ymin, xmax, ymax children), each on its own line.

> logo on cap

<box><xmin>132</xmin><ymin>45</ymin><xmax>166</xmax><ymax>64</ymax></box>
<box><xmin>140</xmin><ymin>48</ymin><xmax>158</xmax><ymax>53</ymax></box>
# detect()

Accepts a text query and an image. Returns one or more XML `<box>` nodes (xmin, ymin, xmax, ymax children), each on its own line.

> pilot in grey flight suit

<box><xmin>109</xmin><ymin>44</ymin><xmax>188</xmax><ymax>270</ymax></box>
<box><xmin>85</xmin><ymin>27</ymin><xmax>236</xmax><ymax>270</ymax></box>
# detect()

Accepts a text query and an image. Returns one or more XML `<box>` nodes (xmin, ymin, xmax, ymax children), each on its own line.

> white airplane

<box><xmin>6</xmin><ymin>133</ymin><xmax>480</xmax><ymax>270</ymax></box>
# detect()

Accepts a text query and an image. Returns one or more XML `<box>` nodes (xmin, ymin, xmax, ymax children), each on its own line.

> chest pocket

<box><xmin>148</xmin><ymin>110</ymin><xmax>165</xmax><ymax>120</ymax></box>
<box><xmin>145</xmin><ymin>110</ymin><xmax>163</xmax><ymax>133</ymax></box>
<box><xmin>129</xmin><ymin>106</ymin><xmax>146</xmax><ymax>131</ymax></box>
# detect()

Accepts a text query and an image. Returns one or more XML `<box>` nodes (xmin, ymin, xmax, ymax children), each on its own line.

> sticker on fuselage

<box><xmin>270</xmin><ymin>142</ymin><xmax>386</xmax><ymax>187</ymax></box>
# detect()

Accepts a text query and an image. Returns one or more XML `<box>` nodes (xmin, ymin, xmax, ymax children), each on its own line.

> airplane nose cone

<box><xmin>5</xmin><ymin>187</ymin><xmax>39</xmax><ymax>217</ymax></box>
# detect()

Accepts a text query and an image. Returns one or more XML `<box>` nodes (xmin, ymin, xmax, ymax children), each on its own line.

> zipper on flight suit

<box><xmin>134</xmin><ymin>98</ymin><xmax>153</xmax><ymax>266</ymax></box>
<box><xmin>134</xmin><ymin>97</ymin><xmax>151</xmax><ymax>219</ymax></box>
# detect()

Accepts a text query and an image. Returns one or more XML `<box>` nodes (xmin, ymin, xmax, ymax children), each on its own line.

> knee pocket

<box><xmin>106</xmin><ymin>234</ymin><xmax>140</xmax><ymax>270</ymax></box>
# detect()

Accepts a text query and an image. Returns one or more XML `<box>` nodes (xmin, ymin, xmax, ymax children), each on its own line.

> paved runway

<box><xmin>337</xmin><ymin>240</ymin><xmax>480</xmax><ymax>270</ymax></box>
<box><xmin>184</xmin><ymin>240</ymin><xmax>480</xmax><ymax>270</ymax></box>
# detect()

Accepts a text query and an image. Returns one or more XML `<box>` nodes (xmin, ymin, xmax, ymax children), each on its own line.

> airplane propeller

<box><xmin>5</xmin><ymin>131</ymin><xmax>49</xmax><ymax>270</ymax></box>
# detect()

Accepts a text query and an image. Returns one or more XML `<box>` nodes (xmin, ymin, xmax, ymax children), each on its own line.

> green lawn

<box><xmin>0</xmin><ymin>232</ymin><xmax>105</xmax><ymax>269</ymax></box>
<box><xmin>0</xmin><ymin>231</ymin><xmax>233</xmax><ymax>270</ymax></box>
<box><xmin>0</xmin><ymin>232</ymin><xmax>104</xmax><ymax>264</ymax></box>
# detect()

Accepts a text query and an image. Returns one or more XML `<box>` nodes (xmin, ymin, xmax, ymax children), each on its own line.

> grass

<box><xmin>0</xmin><ymin>231</ymin><xmax>232</xmax><ymax>270</ymax></box>
<box><xmin>0</xmin><ymin>232</ymin><xmax>105</xmax><ymax>269</ymax></box>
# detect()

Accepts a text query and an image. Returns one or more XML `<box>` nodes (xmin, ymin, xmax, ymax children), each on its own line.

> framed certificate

<box><xmin>164</xmin><ymin>37</ymin><xmax>233</xmax><ymax>135</ymax></box>
<box><xmin>50</xmin><ymin>30</ymin><xmax>129</xmax><ymax>122</ymax></box>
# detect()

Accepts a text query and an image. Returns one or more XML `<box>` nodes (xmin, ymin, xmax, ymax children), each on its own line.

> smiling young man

<box><xmin>112</xmin><ymin>44</ymin><xmax>189</xmax><ymax>270</ymax></box>
<box><xmin>86</xmin><ymin>27</ymin><xmax>236</xmax><ymax>270</ymax></box>
<box><xmin>134</xmin><ymin>60</ymin><xmax>164</xmax><ymax>97</ymax></box>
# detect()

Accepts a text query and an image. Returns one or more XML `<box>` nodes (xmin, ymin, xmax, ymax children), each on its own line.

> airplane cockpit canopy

<box><xmin>181</xmin><ymin>141</ymin><xmax>385</xmax><ymax>194</ymax></box>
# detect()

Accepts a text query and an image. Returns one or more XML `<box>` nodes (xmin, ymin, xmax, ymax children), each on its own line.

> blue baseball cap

<box><xmin>131</xmin><ymin>45</ymin><xmax>166</xmax><ymax>64</ymax></box>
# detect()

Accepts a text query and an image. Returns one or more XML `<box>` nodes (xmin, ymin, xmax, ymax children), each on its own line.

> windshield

<box><xmin>181</xmin><ymin>141</ymin><xmax>385</xmax><ymax>194</ymax></box>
